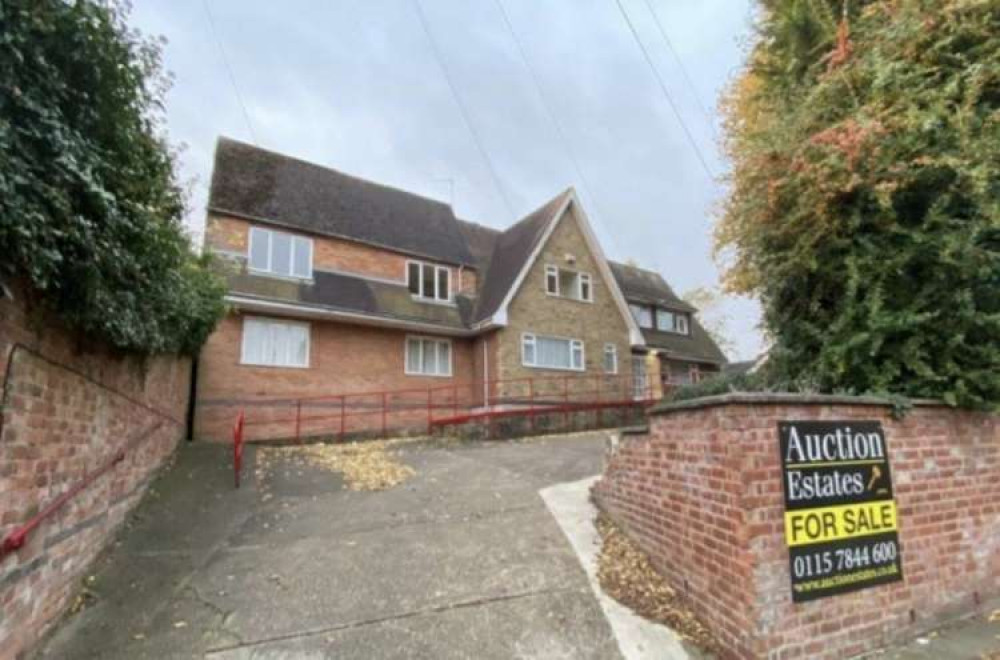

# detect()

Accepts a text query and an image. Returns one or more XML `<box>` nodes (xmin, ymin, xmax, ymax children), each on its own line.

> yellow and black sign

<box><xmin>779</xmin><ymin>421</ymin><xmax>904</xmax><ymax>602</ymax></box>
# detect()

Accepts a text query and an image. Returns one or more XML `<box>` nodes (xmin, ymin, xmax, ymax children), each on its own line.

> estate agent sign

<box><xmin>778</xmin><ymin>421</ymin><xmax>904</xmax><ymax>602</ymax></box>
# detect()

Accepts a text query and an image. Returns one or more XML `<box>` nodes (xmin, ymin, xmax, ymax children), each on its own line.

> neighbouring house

<box><xmin>610</xmin><ymin>262</ymin><xmax>727</xmax><ymax>398</ymax></box>
<box><xmin>192</xmin><ymin>137</ymin><xmax>727</xmax><ymax>440</ymax></box>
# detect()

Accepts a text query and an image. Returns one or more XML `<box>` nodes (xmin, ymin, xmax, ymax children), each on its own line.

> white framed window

<box><xmin>603</xmin><ymin>343</ymin><xmax>618</xmax><ymax>374</ymax></box>
<box><xmin>656</xmin><ymin>309</ymin><xmax>674</xmax><ymax>332</ymax></box>
<box><xmin>578</xmin><ymin>273</ymin><xmax>593</xmax><ymax>302</ymax></box>
<box><xmin>241</xmin><ymin>317</ymin><xmax>310</xmax><ymax>368</ymax></box>
<box><xmin>407</xmin><ymin>260</ymin><xmax>451</xmax><ymax>302</ymax></box>
<box><xmin>545</xmin><ymin>265</ymin><xmax>559</xmax><ymax>295</ymax></box>
<box><xmin>630</xmin><ymin>304</ymin><xmax>653</xmax><ymax>329</ymax></box>
<box><xmin>405</xmin><ymin>336</ymin><xmax>452</xmax><ymax>376</ymax></box>
<box><xmin>544</xmin><ymin>265</ymin><xmax>592</xmax><ymax>303</ymax></box>
<box><xmin>248</xmin><ymin>227</ymin><xmax>313</xmax><ymax>279</ymax></box>
<box><xmin>521</xmin><ymin>333</ymin><xmax>584</xmax><ymax>371</ymax></box>
<box><xmin>675</xmin><ymin>314</ymin><xmax>689</xmax><ymax>334</ymax></box>
<box><xmin>655</xmin><ymin>308</ymin><xmax>690</xmax><ymax>334</ymax></box>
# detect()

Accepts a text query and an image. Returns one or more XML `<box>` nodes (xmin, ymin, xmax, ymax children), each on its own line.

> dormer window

<box><xmin>656</xmin><ymin>309</ymin><xmax>690</xmax><ymax>335</ymax></box>
<box><xmin>407</xmin><ymin>260</ymin><xmax>451</xmax><ymax>302</ymax></box>
<box><xmin>248</xmin><ymin>227</ymin><xmax>313</xmax><ymax>279</ymax></box>
<box><xmin>544</xmin><ymin>264</ymin><xmax>593</xmax><ymax>302</ymax></box>
<box><xmin>629</xmin><ymin>304</ymin><xmax>653</xmax><ymax>328</ymax></box>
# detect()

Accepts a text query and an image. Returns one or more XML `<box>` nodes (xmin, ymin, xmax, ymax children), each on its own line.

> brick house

<box><xmin>193</xmin><ymin>138</ymin><xmax>727</xmax><ymax>440</ymax></box>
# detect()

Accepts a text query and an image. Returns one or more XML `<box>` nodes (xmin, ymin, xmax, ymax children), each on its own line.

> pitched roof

<box><xmin>470</xmin><ymin>190</ymin><xmax>571</xmax><ymax>323</ymax></box>
<box><xmin>455</xmin><ymin>219</ymin><xmax>500</xmax><ymax>273</ymax></box>
<box><xmin>608</xmin><ymin>261</ymin><xmax>696</xmax><ymax>313</ymax></box>
<box><xmin>208</xmin><ymin>137</ymin><xmax>474</xmax><ymax>266</ymax></box>
<box><xmin>640</xmin><ymin>320</ymin><xmax>727</xmax><ymax>364</ymax></box>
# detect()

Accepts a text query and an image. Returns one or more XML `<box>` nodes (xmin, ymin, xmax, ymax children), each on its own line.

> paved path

<box><xmin>37</xmin><ymin>434</ymin><xmax>622</xmax><ymax>659</ymax></box>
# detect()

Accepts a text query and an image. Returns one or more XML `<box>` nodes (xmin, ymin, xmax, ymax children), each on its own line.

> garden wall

<box><xmin>593</xmin><ymin>393</ymin><xmax>1000</xmax><ymax>659</ymax></box>
<box><xmin>0</xmin><ymin>281</ymin><xmax>191</xmax><ymax>658</ymax></box>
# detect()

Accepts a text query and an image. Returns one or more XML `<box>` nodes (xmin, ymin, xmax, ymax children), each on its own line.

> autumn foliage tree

<box><xmin>717</xmin><ymin>0</ymin><xmax>1000</xmax><ymax>409</ymax></box>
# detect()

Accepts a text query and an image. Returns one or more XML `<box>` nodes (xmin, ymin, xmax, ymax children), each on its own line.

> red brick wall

<box><xmin>0</xmin><ymin>282</ymin><xmax>191</xmax><ymax>659</ymax></box>
<box><xmin>593</xmin><ymin>395</ymin><xmax>1000</xmax><ymax>659</ymax></box>
<box><xmin>205</xmin><ymin>214</ymin><xmax>479</xmax><ymax>294</ymax></box>
<box><xmin>194</xmin><ymin>312</ymin><xmax>477</xmax><ymax>441</ymax></box>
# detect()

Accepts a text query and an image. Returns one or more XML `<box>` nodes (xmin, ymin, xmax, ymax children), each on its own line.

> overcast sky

<box><xmin>130</xmin><ymin>0</ymin><xmax>764</xmax><ymax>360</ymax></box>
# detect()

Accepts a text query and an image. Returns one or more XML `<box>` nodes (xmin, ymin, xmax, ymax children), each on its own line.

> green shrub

<box><xmin>0</xmin><ymin>0</ymin><xmax>225</xmax><ymax>354</ymax></box>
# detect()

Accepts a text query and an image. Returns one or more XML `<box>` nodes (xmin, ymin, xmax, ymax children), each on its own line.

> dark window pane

<box><xmin>408</xmin><ymin>263</ymin><xmax>420</xmax><ymax>295</ymax></box>
<box><xmin>422</xmin><ymin>264</ymin><xmax>435</xmax><ymax>298</ymax></box>
<box><xmin>437</xmin><ymin>268</ymin><xmax>449</xmax><ymax>300</ymax></box>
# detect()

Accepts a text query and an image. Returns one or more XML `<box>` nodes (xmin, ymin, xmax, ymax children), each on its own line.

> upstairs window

<box><xmin>544</xmin><ymin>264</ymin><xmax>593</xmax><ymax>302</ymax></box>
<box><xmin>522</xmin><ymin>333</ymin><xmax>584</xmax><ymax>371</ymax></box>
<box><xmin>248</xmin><ymin>227</ymin><xmax>312</xmax><ymax>279</ymax></box>
<box><xmin>407</xmin><ymin>261</ymin><xmax>451</xmax><ymax>302</ymax></box>
<box><xmin>629</xmin><ymin>304</ymin><xmax>653</xmax><ymax>329</ymax></box>
<box><xmin>656</xmin><ymin>309</ymin><xmax>690</xmax><ymax>335</ymax></box>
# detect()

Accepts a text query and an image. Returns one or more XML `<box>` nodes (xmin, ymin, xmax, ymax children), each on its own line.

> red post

<box><xmin>233</xmin><ymin>410</ymin><xmax>245</xmax><ymax>489</ymax></box>
<box><xmin>381</xmin><ymin>392</ymin><xmax>388</xmax><ymax>438</ymax></box>
<box><xmin>528</xmin><ymin>378</ymin><xmax>535</xmax><ymax>433</ymax></box>
<box><xmin>427</xmin><ymin>389</ymin><xmax>433</xmax><ymax>434</ymax></box>
<box><xmin>339</xmin><ymin>395</ymin><xmax>346</xmax><ymax>442</ymax></box>
<box><xmin>563</xmin><ymin>376</ymin><xmax>569</xmax><ymax>431</ymax></box>
<box><xmin>597</xmin><ymin>375</ymin><xmax>603</xmax><ymax>428</ymax></box>
<box><xmin>295</xmin><ymin>400</ymin><xmax>302</xmax><ymax>444</ymax></box>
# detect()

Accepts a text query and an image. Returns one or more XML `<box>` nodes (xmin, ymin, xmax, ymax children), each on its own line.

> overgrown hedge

<box><xmin>717</xmin><ymin>1</ymin><xmax>1000</xmax><ymax>410</ymax></box>
<box><xmin>0</xmin><ymin>0</ymin><xmax>225</xmax><ymax>355</ymax></box>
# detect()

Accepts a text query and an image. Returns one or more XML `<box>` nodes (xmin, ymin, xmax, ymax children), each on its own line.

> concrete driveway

<box><xmin>37</xmin><ymin>433</ymin><xmax>622</xmax><ymax>659</ymax></box>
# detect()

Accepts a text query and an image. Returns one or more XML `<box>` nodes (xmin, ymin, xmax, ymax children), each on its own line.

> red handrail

<box><xmin>226</xmin><ymin>372</ymin><xmax>656</xmax><ymax>443</ymax></box>
<box><xmin>0</xmin><ymin>420</ymin><xmax>164</xmax><ymax>562</ymax></box>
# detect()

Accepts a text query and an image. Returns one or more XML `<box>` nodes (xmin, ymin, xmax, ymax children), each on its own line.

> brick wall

<box><xmin>194</xmin><ymin>312</ymin><xmax>477</xmax><ymax>441</ymax></box>
<box><xmin>593</xmin><ymin>394</ymin><xmax>1000</xmax><ymax>659</ymax></box>
<box><xmin>0</xmin><ymin>281</ymin><xmax>191</xmax><ymax>658</ymax></box>
<box><xmin>205</xmin><ymin>213</ymin><xmax>478</xmax><ymax>294</ymax></box>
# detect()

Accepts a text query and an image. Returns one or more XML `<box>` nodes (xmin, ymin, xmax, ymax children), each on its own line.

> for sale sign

<box><xmin>778</xmin><ymin>421</ymin><xmax>904</xmax><ymax>602</ymax></box>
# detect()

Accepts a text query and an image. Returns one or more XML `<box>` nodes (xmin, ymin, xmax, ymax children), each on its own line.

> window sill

<box><xmin>410</xmin><ymin>295</ymin><xmax>457</xmax><ymax>307</ymax></box>
<box><xmin>544</xmin><ymin>292</ymin><xmax>594</xmax><ymax>304</ymax></box>
<box><xmin>247</xmin><ymin>268</ymin><xmax>314</xmax><ymax>284</ymax></box>
<box><xmin>239</xmin><ymin>361</ymin><xmax>311</xmax><ymax>369</ymax></box>
<box><xmin>404</xmin><ymin>371</ymin><xmax>453</xmax><ymax>378</ymax></box>
<box><xmin>521</xmin><ymin>364</ymin><xmax>586</xmax><ymax>373</ymax></box>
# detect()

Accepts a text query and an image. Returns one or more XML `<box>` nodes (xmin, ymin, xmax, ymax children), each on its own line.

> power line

<box><xmin>492</xmin><ymin>0</ymin><xmax>624</xmax><ymax>257</ymax></box>
<box><xmin>641</xmin><ymin>0</ymin><xmax>718</xmax><ymax>138</ymax></box>
<box><xmin>202</xmin><ymin>0</ymin><xmax>258</xmax><ymax>145</ymax></box>
<box><xmin>612</xmin><ymin>0</ymin><xmax>715</xmax><ymax>181</ymax></box>
<box><xmin>411</xmin><ymin>0</ymin><xmax>519</xmax><ymax>222</ymax></box>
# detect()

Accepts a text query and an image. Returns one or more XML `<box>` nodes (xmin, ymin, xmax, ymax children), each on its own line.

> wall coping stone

<box><xmin>650</xmin><ymin>392</ymin><xmax>947</xmax><ymax>416</ymax></box>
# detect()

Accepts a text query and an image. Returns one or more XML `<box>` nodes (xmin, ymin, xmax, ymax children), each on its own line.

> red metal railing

<box><xmin>210</xmin><ymin>374</ymin><xmax>658</xmax><ymax>444</ymax></box>
<box><xmin>0</xmin><ymin>420</ymin><xmax>164</xmax><ymax>562</ymax></box>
